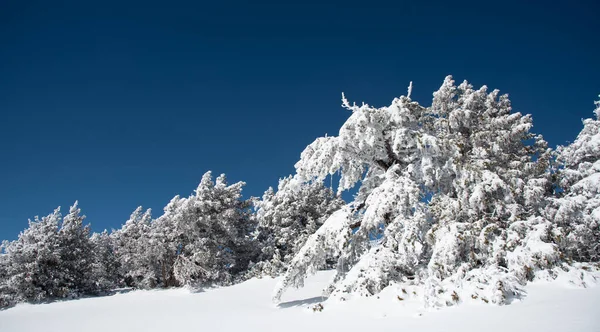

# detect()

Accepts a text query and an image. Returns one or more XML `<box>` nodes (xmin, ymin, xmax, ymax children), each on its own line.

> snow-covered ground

<box><xmin>1</xmin><ymin>271</ymin><xmax>599</xmax><ymax>332</ymax></box>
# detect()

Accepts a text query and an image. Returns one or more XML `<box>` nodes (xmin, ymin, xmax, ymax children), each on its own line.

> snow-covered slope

<box><xmin>1</xmin><ymin>271</ymin><xmax>598</xmax><ymax>332</ymax></box>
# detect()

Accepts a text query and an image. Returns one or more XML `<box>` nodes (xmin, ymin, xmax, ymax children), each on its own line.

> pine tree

<box><xmin>148</xmin><ymin>172</ymin><xmax>255</xmax><ymax>288</ymax></box>
<box><xmin>422</xmin><ymin>79</ymin><xmax>555</xmax><ymax>306</ymax></box>
<box><xmin>0</xmin><ymin>203</ymin><xmax>101</xmax><ymax>306</ymax></box>
<box><xmin>55</xmin><ymin>201</ymin><xmax>95</xmax><ymax>297</ymax></box>
<box><xmin>148</xmin><ymin>196</ymin><xmax>183</xmax><ymax>288</ymax></box>
<box><xmin>274</xmin><ymin>77</ymin><xmax>572</xmax><ymax>307</ymax></box>
<box><xmin>0</xmin><ymin>241</ymin><xmax>13</xmax><ymax>307</ymax></box>
<box><xmin>2</xmin><ymin>208</ymin><xmax>62</xmax><ymax>304</ymax></box>
<box><xmin>552</xmin><ymin>99</ymin><xmax>600</xmax><ymax>261</ymax></box>
<box><xmin>113</xmin><ymin>206</ymin><xmax>157</xmax><ymax>288</ymax></box>
<box><xmin>170</xmin><ymin>172</ymin><xmax>254</xmax><ymax>286</ymax></box>
<box><xmin>254</xmin><ymin>175</ymin><xmax>344</xmax><ymax>276</ymax></box>
<box><xmin>90</xmin><ymin>230</ymin><xmax>121</xmax><ymax>292</ymax></box>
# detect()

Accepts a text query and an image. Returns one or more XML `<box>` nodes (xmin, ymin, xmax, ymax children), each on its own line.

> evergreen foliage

<box><xmin>0</xmin><ymin>77</ymin><xmax>598</xmax><ymax>309</ymax></box>
<box><xmin>252</xmin><ymin>176</ymin><xmax>344</xmax><ymax>276</ymax></box>
<box><xmin>274</xmin><ymin>77</ymin><xmax>599</xmax><ymax>307</ymax></box>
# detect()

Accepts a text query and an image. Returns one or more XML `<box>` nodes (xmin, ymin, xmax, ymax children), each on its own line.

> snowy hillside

<box><xmin>1</xmin><ymin>270</ymin><xmax>599</xmax><ymax>332</ymax></box>
<box><xmin>1</xmin><ymin>77</ymin><xmax>599</xmax><ymax>328</ymax></box>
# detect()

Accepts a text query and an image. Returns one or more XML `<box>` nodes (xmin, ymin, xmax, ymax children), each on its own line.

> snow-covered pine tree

<box><xmin>156</xmin><ymin>171</ymin><xmax>255</xmax><ymax>287</ymax></box>
<box><xmin>0</xmin><ymin>203</ymin><xmax>102</xmax><ymax>306</ymax></box>
<box><xmin>552</xmin><ymin>99</ymin><xmax>600</xmax><ymax>262</ymax></box>
<box><xmin>55</xmin><ymin>201</ymin><xmax>95</xmax><ymax>297</ymax></box>
<box><xmin>253</xmin><ymin>175</ymin><xmax>344</xmax><ymax>276</ymax></box>
<box><xmin>90</xmin><ymin>230</ymin><xmax>121</xmax><ymax>292</ymax></box>
<box><xmin>0</xmin><ymin>241</ymin><xmax>13</xmax><ymax>307</ymax></box>
<box><xmin>421</xmin><ymin>78</ymin><xmax>556</xmax><ymax>306</ymax></box>
<box><xmin>1</xmin><ymin>208</ymin><xmax>62</xmax><ymax>305</ymax></box>
<box><xmin>274</xmin><ymin>77</ymin><xmax>582</xmax><ymax>307</ymax></box>
<box><xmin>275</xmin><ymin>82</ymin><xmax>432</xmax><ymax>301</ymax></box>
<box><xmin>147</xmin><ymin>196</ymin><xmax>183</xmax><ymax>287</ymax></box>
<box><xmin>113</xmin><ymin>206</ymin><xmax>157</xmax><ymax>289</ymax></box>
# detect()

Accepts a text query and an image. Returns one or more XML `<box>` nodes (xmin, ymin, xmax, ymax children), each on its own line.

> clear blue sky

<box><xmin>0</xmin><ymin>0</ymin><xmax>598</xmax><ymax>240</ymax></box>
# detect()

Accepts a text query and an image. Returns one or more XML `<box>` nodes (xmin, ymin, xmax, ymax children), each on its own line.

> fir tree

<box><xmin>90</xmin><ymin>230</ymin><xmax>121</xmax><ymax>292</ymax></box>
<box><xmin>113</xmin><ymin>206</ymin><xmax>157</xmax><ymax>288</ymax></box>
<box><xmin>55</xmin><ymin>201</ymin><xmax>95</xmax><ymax>297</ymax></box>
<box><xmin>2</xmin><ymin>208</ymin><xmax>62</xmax><ymax>304</ymax></box>
<box><xmin>274</xmin><ymin>77</ymin><xmax>586</xmax><ymax>307</ymax></box>
<box><xmin>552</xmin><ymin>99</ymin><xmax>600</xmax><ymax>262</ymax></box>
<box><xmin>156</xmin><ymin>172</ymin><xmax>255</xmax><ymax>287</ymax></box>
<box><xmin>254</xmin><ymin>175</ymin><xmax>344</xmax><ymax>276</ymax></box>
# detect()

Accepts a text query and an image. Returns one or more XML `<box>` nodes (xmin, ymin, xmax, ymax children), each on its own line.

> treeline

<box><xmin>1</xmin><ymin>76</ymin><xmax>599</xmax><ymax>309</ymax></box>
<box><xmin>0</xmin><ymin>172</ymin><xmax>342</xmax><ymax>308</ymax></box>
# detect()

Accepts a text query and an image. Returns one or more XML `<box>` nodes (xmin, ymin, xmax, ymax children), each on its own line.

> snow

<box><xmin>1</xmin><ymin>270</ymin><xmax>599</xmax><ymax>332</ymax></box>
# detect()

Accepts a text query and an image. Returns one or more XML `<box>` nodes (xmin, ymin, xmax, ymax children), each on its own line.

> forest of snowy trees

<box><xmin>0</xmin><ymin>172</ymin><xmax>342</xmax><ymax>308</ymax></box>
<box><xmin>1</xmin><ymin>76</ymin><xmax>598</xmax><ymax>309</ymax></box>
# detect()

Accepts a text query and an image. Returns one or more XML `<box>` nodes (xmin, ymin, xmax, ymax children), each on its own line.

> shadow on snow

<box><xmin>277</xmin><ymin>296</ymin><xmax>327</xmax><ymax>309</ymax></box>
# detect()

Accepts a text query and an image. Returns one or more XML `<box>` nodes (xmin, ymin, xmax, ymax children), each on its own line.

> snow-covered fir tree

<box><xmin>420</xmin><ymin>78</ymin><xmax>555</xmax><ymax>306</ymax></box>
<box><xmin>274</xmin><ymin>77</ymin><xmax>596</xmax><ymax>307</ymax></box>
<box><xmin>113</xmin><ymin>206</ymin><xmax>157</xmax><ymax>288</ymax></box>
<box><xmin>0</xmin><ymin>202</ymin><xmax>100</xmax><ymax>307</ymax></box>
<box><xmin>146</xmin><ymin>197</ymin><xmax>182</xmax><ymax>287</ymax></box>
<box><xmin>55</xmin><ymin>201</ymin><xmax>95</xmax><ymax>297</ymax></box>
<box><xmin>90</xmin><ymin>230</ymin><xmax>121</xmax><ymax>292</ymax></box>
<box><xmin>154</xmin><ymin>171</ymin><xmax>255</xmax><ymax>287</ymax></box>
<box><xmin>0</xmin><ymin>247</ymin><xmax>9</xmax><ymax>307</ymax></box>
<box><xmin>252</xmin><ymin>175</ymin><xmax>344</xmax><ymax>276</ymax></box>
<box><xmin>1</xmin><ymin>208</ymin><xmax>62</xmax><ymax>305</ymax></box>
<box><xmin>551</xmin><ymin>99</ymin><xmax>600</xmax><ymax>262</ymax></box>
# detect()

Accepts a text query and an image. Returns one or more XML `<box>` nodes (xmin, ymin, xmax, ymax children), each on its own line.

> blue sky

<box><xmin>0</xmin><ymin>0</ymin><xmax>598</xmax><ymax>240</ymax></box>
